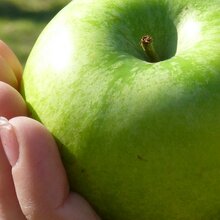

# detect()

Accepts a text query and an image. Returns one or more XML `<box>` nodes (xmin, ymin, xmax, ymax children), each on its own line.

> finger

<box><xmin>0</xmin><ymin>117</ymin><xmax>25</xmax><ymax>219</ymax></box>
<box><xmin>4</xmin><ymin>116</ymin><xmax>100</xmax><ymax>220</ymax></box>
<box><xmin>0</xmin><ymin>56</ymin><xmax>18</xmax><ymax>89</ymax></box>
<box><xmin>8</xmin><ymin>116</ymin><xmax>70</xmax><ymax>218</ymax></box>
<box><xmin>0</xmin><ymin>82</ymin><xmax>27</xmax><ymax>119</ymax></box>
<box><xmin>0</xmin><ymin>40</ymin><xmax>23</xmax><ymax>83</ymax></box>
<box><xmin>7</xmin><ymin>116</ymin><xmax>70</xmax><ymax>219</ymax></box>
<box><xmin>56</xmin><ymin>192</ymin><xmax>101</xmax><ymax>220</ymax></box>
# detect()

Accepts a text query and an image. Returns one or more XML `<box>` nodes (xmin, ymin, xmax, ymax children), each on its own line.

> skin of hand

<box><xmin>0</xmin><ymin>40</ymin><xmax>100</xmax><ymax>220</ymax></box>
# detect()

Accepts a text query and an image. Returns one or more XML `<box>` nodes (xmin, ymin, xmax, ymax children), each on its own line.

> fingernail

<box><xmin>0</xmin><ymin>116</ymin><xmax>19</xmax><ymax>166</ymax></box>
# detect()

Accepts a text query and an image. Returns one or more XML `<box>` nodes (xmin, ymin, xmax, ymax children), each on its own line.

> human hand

<box><xmin>0</xmin><ymin>40</ymin><xmax>100</xmax><ymax>220</ymax></box>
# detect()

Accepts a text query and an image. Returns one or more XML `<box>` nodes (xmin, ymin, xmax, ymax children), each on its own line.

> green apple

<box><xmin>22</xmin><ymin>0</ymin><xmax>220</xmax><ymax>219</ymax></box>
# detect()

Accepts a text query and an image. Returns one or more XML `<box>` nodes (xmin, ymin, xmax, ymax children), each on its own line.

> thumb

<box><xmin>2</xmin><ymin>116</ymin><xmax>100</xmax><ymax>220</ymax></box>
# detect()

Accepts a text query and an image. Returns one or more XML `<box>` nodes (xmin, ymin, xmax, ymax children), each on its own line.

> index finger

<box><xmin>0</xmin><ymin>40</ymin><xmax>23</xmax><ymax>83</ymax></box>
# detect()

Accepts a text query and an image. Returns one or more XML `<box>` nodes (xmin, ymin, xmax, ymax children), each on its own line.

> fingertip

<box><xmin>0</xmin><ymin>56</ymin><xmax>18</xmax><ymax>89</ymax></box>
<box><xmin>0</xmin><ymin>117</ymin><xmax>26</xmax><ymax>219</ymax></box>
<box><xmin>0</xmin><ymin>82</ymin><xmax>28</xmax><ymax>119</ymax></box>
<box><xmin>0</xmin><ymin>117</ymin><xmax>19</xmax><ymax>167</ymax></box>
<box><xmin>0</xmin><ymin>40</ymin><xmax>23</xmax><ymax>83</ymax></box>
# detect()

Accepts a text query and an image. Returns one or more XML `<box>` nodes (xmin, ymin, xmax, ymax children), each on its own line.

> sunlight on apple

<box><xmin>46</xmin><ymin>25</ymin><xmax>74</xmax><ymax>73</ymax></box>
<box><xmin>177</xmin><ymin>14</ymin><xmax>201</xmax><ymax>54</ymax></box>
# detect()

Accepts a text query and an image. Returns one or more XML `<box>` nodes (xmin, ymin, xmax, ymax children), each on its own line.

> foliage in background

<box><xmin>0</xmin><ymin>0</ymin><xmax>70</xmax><ymax>65</ymax></box>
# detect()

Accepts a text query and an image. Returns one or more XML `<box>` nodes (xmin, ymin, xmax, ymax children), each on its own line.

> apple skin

<box><xmin>22</xmin><ymin>0</ymin><xmax>220</xmax><ymax>219</ymax></box>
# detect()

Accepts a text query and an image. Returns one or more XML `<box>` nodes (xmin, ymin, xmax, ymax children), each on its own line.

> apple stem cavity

<box><xmin>141</xmin><ymin>35</ymin><xmax>160</xmax><ymax>63</ymax></box>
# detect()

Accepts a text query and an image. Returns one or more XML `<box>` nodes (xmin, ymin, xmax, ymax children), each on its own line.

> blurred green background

<box><xmin>0</xmin><ymin>0</ymin><xmax>70</xmax><ymax>66</ymax></box>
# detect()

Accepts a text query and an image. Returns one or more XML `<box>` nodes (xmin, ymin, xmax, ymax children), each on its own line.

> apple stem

<box><xmin>140</xmin><ymin>35</ymin><xmax>160</xmax><ymax>63</ymax></box>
